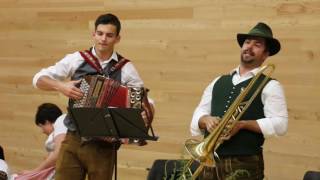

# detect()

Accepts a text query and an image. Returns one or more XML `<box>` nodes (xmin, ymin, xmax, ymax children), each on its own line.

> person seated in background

<box><xmin>0</xmin><ymin>145</ymin><xmax>10</xmax><ymax>180</ymax></box>
<box><xmin>14</xmin><ymin>103</ymin><xmax>67</xmax><ymax>180</ymax></box>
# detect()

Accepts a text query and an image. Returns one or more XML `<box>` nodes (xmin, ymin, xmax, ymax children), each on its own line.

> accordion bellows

<box><xmin>73</xmin><ymin>75</ymin><xmax>144</xmax><ymax>109</ymax></box>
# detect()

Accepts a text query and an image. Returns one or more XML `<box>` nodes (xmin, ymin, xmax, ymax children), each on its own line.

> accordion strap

<box><xmin>79</xmin><ymin>50</ymin><xmax>103</xmax><ymax>74</ymax></box>
<box><xmin>109</xmin><ymin>57</ymin><xmax>130</xmax><ymax>76</ymax></box>
<box><xmin>80</xmin><ymin>49</ymin><xmax>130</xmax><ymax>76</ymax></box>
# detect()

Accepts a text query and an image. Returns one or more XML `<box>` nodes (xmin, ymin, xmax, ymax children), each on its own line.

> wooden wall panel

<box><xmin>0</xmin><ymin>0</ymin><xmax>319</xmax><ymax>179</ymax></box>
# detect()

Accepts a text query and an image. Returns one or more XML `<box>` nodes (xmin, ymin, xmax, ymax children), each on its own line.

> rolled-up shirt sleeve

<box><xmin>32</xmin><ymin>52</ymin><xmax>82</xmax><ymax>88</ymax></box>
<box><xmin>257</xmin><ymin>80</ymin><xmax>288</xmax><ymax>137</ymax></box>
<box><xmin>121</xmin><ymin>62</ymin><xmax>144</xmax><ymax>87</ymax></box>
<box><xmin>190</xmin><ymin>77</ymin><xmax>220</xmax><ymax>136</ymax></box>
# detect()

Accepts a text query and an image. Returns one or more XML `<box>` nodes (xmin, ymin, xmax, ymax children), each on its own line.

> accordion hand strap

<box><xmin>137</xmin><ymin>90</ymin><xmax>155</xmax><ymax>146</ymax></box>
<box><xmin>142</xmin><ymin>88</ymin><xmax>154</xmax><ymax>127</ymax></box>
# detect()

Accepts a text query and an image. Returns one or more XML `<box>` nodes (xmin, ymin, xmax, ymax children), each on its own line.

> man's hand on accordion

<box><xmin>141</xmin><ymin>101</ymin><xmax>155</xmax><ymax>128</ymax></box>
<box><xmin>99</xmin><ymin>137</ymin><xmax>129</xmax><ymax>144</ymax></box>
<box><xmin>141</xmin><ymin>110</ymin><xmax>148</xmax><ymax>127</ymax></box>
<box><xmin>57</xmin><ymin>80</ymin><xmax>84</xmax><ymax>100</ymax></box>
<box><xmin>99</xmin><ymin>137</ymin><xmax>117</xmax><ymax>143</ymax></box>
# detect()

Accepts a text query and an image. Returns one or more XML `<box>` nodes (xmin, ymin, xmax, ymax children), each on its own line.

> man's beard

<box><xmin>241</xmin><ymin>50</ymin><xmax>255</xmax><ymax>64</ymax></box>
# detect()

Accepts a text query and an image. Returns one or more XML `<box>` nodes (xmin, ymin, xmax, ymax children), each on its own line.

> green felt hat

<box><xmin>237</xmin><ymin>22</ymin><xmax>281</xmax><ymax>56</ymax></box>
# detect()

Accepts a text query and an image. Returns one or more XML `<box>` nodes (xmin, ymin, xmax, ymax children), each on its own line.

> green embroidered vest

<box><xmin>208</xmin><ymin>73</ymin><xmax>270</xmax><ymax>156</ymax></box>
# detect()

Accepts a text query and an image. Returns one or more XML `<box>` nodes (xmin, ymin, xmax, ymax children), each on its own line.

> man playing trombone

<box><xmin>190</xmin><ymin>22</ymin><xmax>288</xmax><ymax>180</ymax></box>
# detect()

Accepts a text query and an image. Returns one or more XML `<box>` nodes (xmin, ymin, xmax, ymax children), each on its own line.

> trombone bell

<box><xmin>185</xmin><ymin>139</ymin><xmax>214</xmax><ymax>167</ymax></box>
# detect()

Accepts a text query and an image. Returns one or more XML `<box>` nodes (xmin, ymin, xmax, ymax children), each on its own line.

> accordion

<box><xmin>72</xmin><ymin>75</ymin><xmax>145</xmax><ymax>109</ymax></box>
<box><xmin>71</xmin><ymin>75</ymin><xmax>156</xmax><ymax>145</ymax></box>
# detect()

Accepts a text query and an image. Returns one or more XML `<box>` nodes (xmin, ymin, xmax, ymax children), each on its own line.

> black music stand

<box><xmin>68</xmin><ymin>107</ymin><xmax>158</xmax><ymax>180</ymax></box>
<box><xmin>68</xmin><ymin>107</ymin><xmax>158</xmax><ymax>140</ymax></box>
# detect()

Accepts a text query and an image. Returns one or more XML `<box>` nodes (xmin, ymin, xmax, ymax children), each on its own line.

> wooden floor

<box><xmin>0</xmin><ymin>0</ymin><xmax>320</xmax><ymax>179</ymax></box>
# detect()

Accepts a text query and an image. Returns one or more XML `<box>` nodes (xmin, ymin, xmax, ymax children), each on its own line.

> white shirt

<box><xmin>45</xmin><ymin>114</ymin><xmax>67</xmax><ymax>152</ymax></box>
<box><xmin>33</xmin><ymin>47</ymin><xmax>144</xmax><ymax>88</ymax></box>
<box><xmin>0</xmin><ymin>159</ymin><xmax>9</xmax><ymax>177</ymax></box>
<box><xmin>191</xmin><ymin>66</ymin><xmax>288</xmax><ymax>138</ymax></box>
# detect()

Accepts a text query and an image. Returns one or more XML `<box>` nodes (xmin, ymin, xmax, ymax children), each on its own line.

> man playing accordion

<box><xmin>33</xmin><ymin>13</ymin><xmax>154</xmax><ymax>180</ymax></box>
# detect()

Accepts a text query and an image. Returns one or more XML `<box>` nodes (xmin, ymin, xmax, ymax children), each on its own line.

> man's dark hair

<box><xmin>95</xmin><ymin>13</ymin><xmax>121</xmax><ymax>35</ymax></box>
<box><xmin>0</xmin><ymin>145</ymin><xmax>4</xmax><ymax>160</ymax></box>
<box><xmin>35</xmin><ymin>103</ymin><xmax>62</xmax><ymax>125</ymax></box>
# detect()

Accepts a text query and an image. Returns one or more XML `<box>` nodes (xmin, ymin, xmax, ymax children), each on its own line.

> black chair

<box><xmin>303</xmin><ymin>171</ymin><xmax>320</xmax><ymax>180</ymax></box>
<box><xmin>0</xmin><ymin>145</ymin><xmax>4</xmax><ymax>160</ymax></box>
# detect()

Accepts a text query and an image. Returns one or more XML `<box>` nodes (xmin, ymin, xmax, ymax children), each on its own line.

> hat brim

<box><xmin>237</xmin><ymin>34</ymin><xmax>281</xmax><ymax>56</ymax></box>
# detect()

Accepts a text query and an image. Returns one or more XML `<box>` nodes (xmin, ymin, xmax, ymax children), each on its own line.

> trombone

<box><xmin>181</xmin><ymin>64</ymin><xmax>275</xmax><ymax>179</ymax></box>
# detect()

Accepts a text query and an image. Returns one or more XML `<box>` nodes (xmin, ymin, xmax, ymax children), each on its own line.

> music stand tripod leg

<box><xmin>114</xmin><ymin>143</ymin><xmax>117</xmax><ymax>180</ymax></box>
